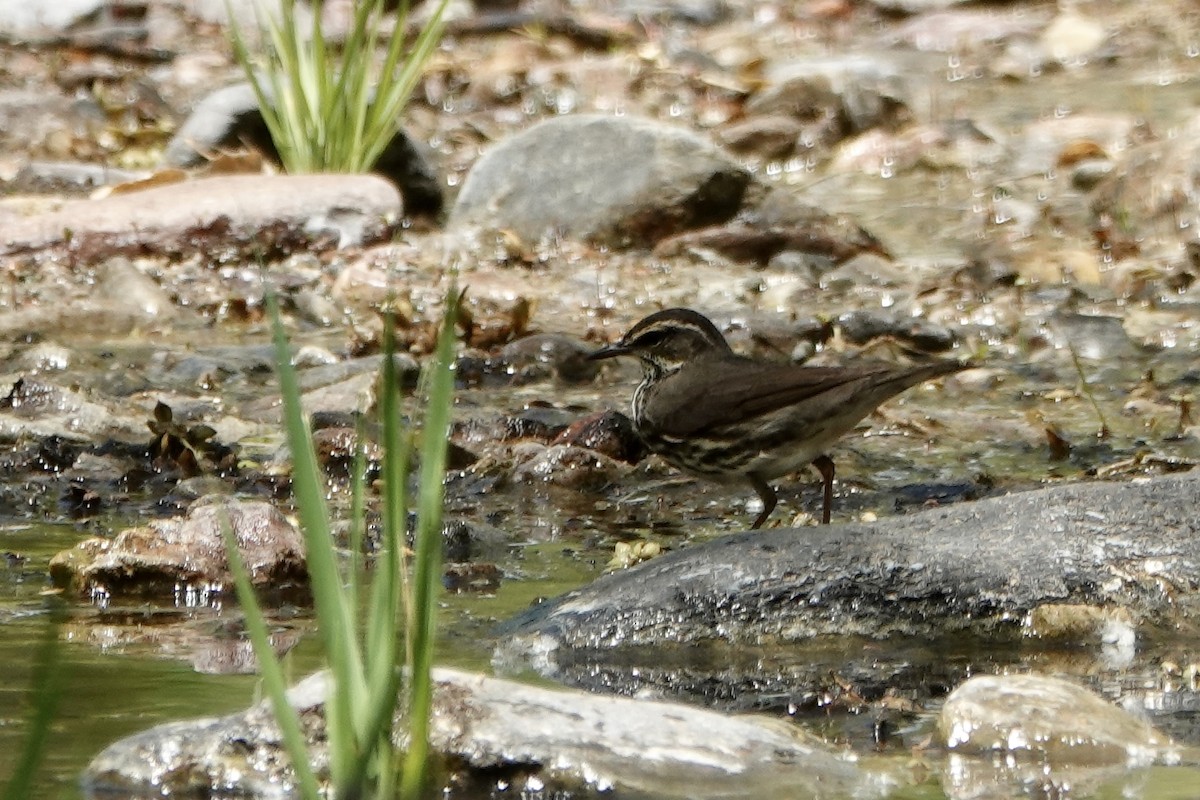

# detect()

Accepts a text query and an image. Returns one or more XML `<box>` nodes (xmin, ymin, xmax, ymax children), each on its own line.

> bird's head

<box><xmin>588</xmin><ymin>308</ymin><xmax>733</xmax><ymax>376</ymax></box>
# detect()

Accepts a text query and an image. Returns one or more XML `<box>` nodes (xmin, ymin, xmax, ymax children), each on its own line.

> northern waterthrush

<box><xmin>588</xmin><ymin>308</ymin><xmax>967</xmax><ymax>528</ymax></box>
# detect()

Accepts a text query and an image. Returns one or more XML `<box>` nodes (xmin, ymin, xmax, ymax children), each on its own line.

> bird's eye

<box><xmin>633</xmin><ymin>329</ymin><xmax>667</xmax><ymax>347</ymax></box>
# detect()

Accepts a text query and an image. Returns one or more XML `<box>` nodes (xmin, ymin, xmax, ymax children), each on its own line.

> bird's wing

<box><xmin>647</xmin><ymin>359</ymin><xmax>962</xmax><ymax>437</ymax></box>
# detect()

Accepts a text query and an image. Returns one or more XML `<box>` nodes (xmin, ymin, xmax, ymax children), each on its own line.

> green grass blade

<box><xmin>363</xmin><ymin>0</ymin><xmax>448</xmax><ymax>169</ymax></box>
<box><xmin>3</xmin><ymin>606</ymin><xmax>67</xmax><ymax>800</ymax></box>
<box><xmin>267</xmin><ymin>296</ymin><xmax>368</xmax><ymax>789</ymax></box>
<box><xmin>224</xmin><ymin>526</ymin><xmax>323</xmax><ymax>800</ymax></box>
<box><xmin>368</xmin><ymin>314</ymin><xmax>409</xmax><ymax>683</ymax></box>
<box><xmin>226</xmin><ymin>2</ymin><xmax>287</xmax><ymax>163</ymax></box>
<box><xmin>346</xmin><ymin>415</ymin><xmax>369</xmax><ymax>644</ymax></box>
<box><xmin>398</xmin><ymin>286</ymin><xmax>459</xmax><ymax>800</ymax></box>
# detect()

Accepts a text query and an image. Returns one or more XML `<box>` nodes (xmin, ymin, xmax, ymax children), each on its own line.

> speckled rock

<box><xmin>48</xmin><ymin>495</ymin><xmax>307</xmax><ymax>599</ymax></box>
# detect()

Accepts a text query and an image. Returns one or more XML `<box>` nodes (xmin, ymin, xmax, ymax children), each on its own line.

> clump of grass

<box><xmin>226</xmin><ymin>287</ymin><xmax>459</xmax><ymax>800</ymax></box>
<box><xmin>227</xmin><ymin>0</ymin><xmax>448</xmax><ymax>173</ymax></box>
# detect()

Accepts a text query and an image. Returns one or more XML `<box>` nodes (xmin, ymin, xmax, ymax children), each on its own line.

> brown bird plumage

<box><xmin>589</xmin><ymin>308</ymin><xmax>966</xmax><ymax>528</ymax></box>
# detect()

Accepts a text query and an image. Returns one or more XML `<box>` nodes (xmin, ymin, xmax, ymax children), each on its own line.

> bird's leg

<box><xmin>811</xmin><ymin>455</ymin><xmax>835</xmax><ymax>524</ymax></box>
<box><xmin>748</xmin><ymin>475</ymin><xmax>777</xmax><ymax>530</ymax></box>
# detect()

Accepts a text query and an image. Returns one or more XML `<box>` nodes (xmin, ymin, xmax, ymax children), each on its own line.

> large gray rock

<box><xmin>448</xmin><ymin>114</ymin><xmax>751</xmax><ymax>248</ymax></box>
<box><xmin>84</xmin><ymin>668</ymin><xmax>896</xmax><ymax>799</ymax></box>
<box><xmin>1</xmin><ymin>173</ymin><xmax>401</xmax><ymax>260</ymax></box>
<box><xmin>499</xmin><ymin>472</ymin><xmax>1200</xmax><ymax>656</ymax></box>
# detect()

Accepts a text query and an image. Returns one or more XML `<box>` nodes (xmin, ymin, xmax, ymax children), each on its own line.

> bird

<box><xmin>588</xmin><ymin>307</ymin><xmax>967</xmax><ymax>528</ymax></box>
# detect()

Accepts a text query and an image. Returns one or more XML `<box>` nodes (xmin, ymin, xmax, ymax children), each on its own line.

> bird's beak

<box><xmin>587</xmin><ymin>342</ymin><xmax>630</xmax><ymax>361</ymax></box>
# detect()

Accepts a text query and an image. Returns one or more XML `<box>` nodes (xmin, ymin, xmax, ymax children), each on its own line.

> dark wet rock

<box><xmin>715</xmin><ymin>114</ymin><xmax>804</xmax><ymax>159</ymax></box>
<box><xmin>84</xmin><ymin>668</ymin><xmax>893</xmax><ymax>800</ymax></box>
<box><xmin>553</xmin><ymin>410</ymin><xmax>646</xmax><ymax>465</ymax></box>
<box><xmin>448</xmin><ymin>114</ymin><xmax>751</xmax><ymax>248</ymax></box>
<box><xmin>0</xmin><ymin>434</ymin><xmax>84</xmax><ymax>475</ymax></box>
<box><xmin>442</xmin><ymin>518</ymin><xmax>501</xmax><ymax>562</ymax></box>
<box><xmin>836</xmin><ymin>309</ymin><xmax>958</xmax><ymax>352</ymax></box>
<box><xmin>746</xmin><ymin>55</ymin><xmax>921</xmax><ymax>149</ymax></box>
<box><xmin>499</xmin><ymin>333</ymin><xmax>601</xmax><ymax>384</ymax></box>
<box><xmin>162</xmin><ymin>82</ymin><xmax>444</xmax><ymax>217</ymax></box>
<box><xmin>458</xmin><ymin>334</ymin><xmax>600</xmax><ymax>387</ymax></box>
<box><xmin>8</xmin><ymin>160</ymin><xmax>148</xmax><ymax>195</ymax></box>
<box><xmin>451</xmin><ymin>411</ymin><xmax>544</xmax><ymax>452</ymax></box>
<box><xmin>48</xmin><ymin>495</ymin><xmax>307</xmax><ymax>600</ymax></box>
<box><xmin>938</xmin><ymin>674</ymin><xmax>1184</xmax><ymax>799</ymax></box>
<box><xmin>443</xmin><ymin>562</ymin><xmax>502</xmax><ymax>593</ymax></box>
<box><xmin>1</xmin><ymin>174</ymin><xmax>401</xmax><ymax>261</ymax></box>
<box><xmin>733</xmin><ymin>313</ymin><xmax>831</xmax><ymax>360</ymax></box>
<box><xmin>511</xmin><ymin>443</ymin><xmax>629</xmax><ymax>490</ymax></box>
<box><xmin>296</xmin><ymin>353</ymin><xmax>421</xmax><ymax>394</ymax></box>
<box><xmin>498</xmin><ymin>472</ymin><xmax>1200</xmax><ymax>657</ymax></box>
<box><xmin>490</xmin><ymin>405</ymin><xmax>576</xmax><ymax>442</ymax></box>
<box><xmin>62</xmin><ymin>482</ymin><xmax>102</xmax><ymax>517</ymax></box>
<box><xmin>312</xmin><ymin>426</ymin><xmax>382</xmax><ymax>479</ymax></box>
<box><xmin>656</xmin><ymin>185</ymin><xmax>889</xmax><ymax>268</ymax></box>
<box><xmin>445</xmin><ymin>441</ymin><xmax>479</xmax><ymax>470</ymax></box>
<box><xmin>866</xmin><ymin>0</ymin><xmax>983</xmax><ymax>13</ymax></box>
<box><xmin>1070</xmin><ymin>156</ymin><xmax>1115</xmax><ymax>190</ymax></box>
<box><xmin>517</xmin><ymin>635</ymin><xmax>986</xmax><ymax>721</ymax></box>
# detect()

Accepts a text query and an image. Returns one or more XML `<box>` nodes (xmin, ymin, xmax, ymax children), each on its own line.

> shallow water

<box><xmin>6</xmin><ymin>3</ymin><xmax>1200</xmax><ymax>796</ymax></box>
<box><xmin>0</xmin><ymin>515</ymin><xmax>614</xmax><ymax>799</ymax></box>
<box><xmin>3</xmin><ymin>278</ymin><xmax>1199</xmax><ymax>797</ymax></box>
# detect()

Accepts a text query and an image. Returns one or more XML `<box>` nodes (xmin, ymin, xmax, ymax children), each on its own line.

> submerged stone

<box><xmin>940</xmin><ymin>673</ymin><xmax>1178</xmax><ymax>766</ymax></box>
<box><xmin>937</xmin><ymin>673</ymin><xmax>1194</xmax><ymax>799</ymax></box>
<box><xmin>83</xmin><ymin>668</ymin><xmax>897</xmax><ymax>799</ymax></box>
